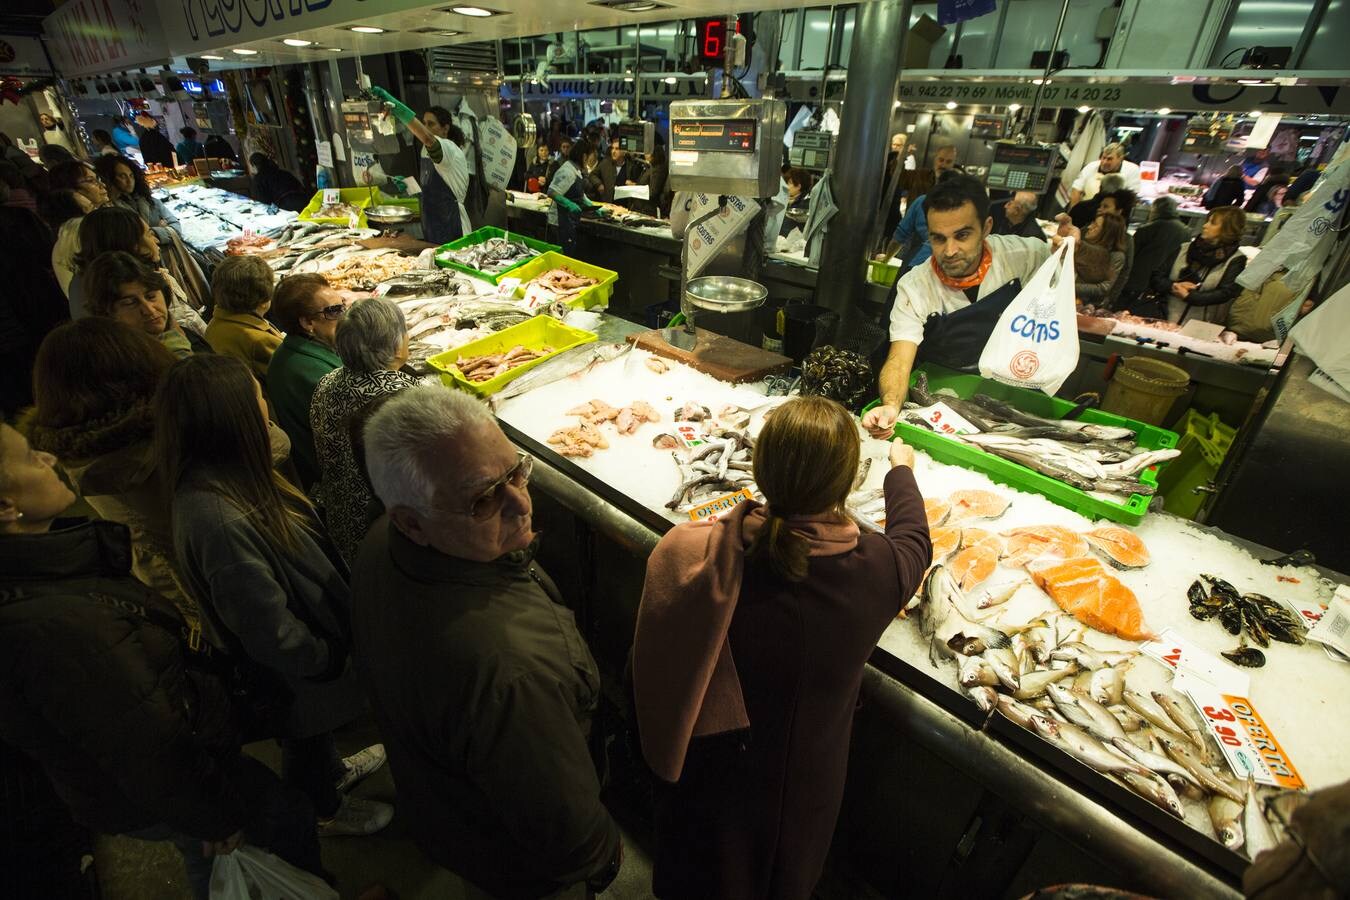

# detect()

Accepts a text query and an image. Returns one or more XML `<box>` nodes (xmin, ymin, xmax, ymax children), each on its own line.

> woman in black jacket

<box><xmin>1203</xmin><ymin>165</ymin><xmax>1247</xmax><ymax>209</ymax></box>
<box><xmin>249</xmin><ymin>153</ymin><xmax>310</xmax><ymax>212</ymax></box>
<box><xmin>0</xmin><ymin>422</ymin><xmax>325</xmax><ymax>900</ymax></box>
<box><xmin>1150</xmin><ymin>205</ymin><xmax>1249</xmax><ymax>325</ymax></box>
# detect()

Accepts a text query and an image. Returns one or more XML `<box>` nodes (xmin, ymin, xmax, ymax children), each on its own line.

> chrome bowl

<box><xmin>365</xmin><ymin>204</ymin><xmax>418</xmax><ymax>226</ymax></box>
<box><xmin>684</xmin><ymin>275</ymin><xmax>768</xmax><ymax>313</ymax></box>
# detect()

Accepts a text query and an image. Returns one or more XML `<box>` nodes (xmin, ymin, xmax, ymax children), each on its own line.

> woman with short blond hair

<box><xmin>1153</xmin><ymin>205</ymin><xmax>1250</xmax><ymax>325</ymax></box>
<box><xmin>633</xmin><ymin>396</ymin><xmax>932</xmax><ymax>900</ymax></box>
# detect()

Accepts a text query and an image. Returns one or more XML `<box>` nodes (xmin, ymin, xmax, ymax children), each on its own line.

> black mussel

<box><xmin>1190</xmin><ymin>602</ymin><xmax>1219</xmax><ymax>621</ymax></box>
<box><xmin>1243</xmin><ymin>610</ymin><xmax>1272</xmax><ymax>648</ymax></box>
<box><xmin>1222</xmin><ymin>645</ymin><xmax>1267</xmax><ymax>668</ymax></box>
<box><xmin>1187</xmin><ymin>580</ymin><xmax>1210</xmax><ymax>606</ymax></box>
<box><xmin>1218</xmin><ymin>600</ymin><xmax>1243</xmax><ymax>635</ymax></box>
<box><xmin>1264</xmin><ymin>618</ymin><xmax>1307</xmax><ymax>645</ymax></box>
<box><xmin>1202</xmin><ymin>574</ymin><xmax>1242</xmax><ymax>603</ymax></box>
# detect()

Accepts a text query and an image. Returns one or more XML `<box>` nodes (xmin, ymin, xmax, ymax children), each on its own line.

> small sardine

<box><xmin>983</xmin><ymin>646</ymin><xmax>1020</xmax><ymax>692</ymax></box>
<box><xmin>1089</xmin><ymin>664</ymin><xmax>1128</xmax><ymax>707</ymax></box>
<box><xmin>1152</xmin><ymin>690</ymin><xmax>1215</xmax><ymax>764</ymax></box>
<box><xmin>1110</xmin><ymin>706</ymin><xmax>1147</xmax><ymax>733</ymax></box>
<box><xmin>1244</xmin><ymin>774</ymin><xmax>1279</xmax><ymax>860</ymax></box>
<box><xmin>964</xmin><ymin>684</ymin><xmax>998</xmax><ymax>713</ymax></box>
<box><xmin>1050</xmin><ymin>641</ymin><xmax>1136</xmax><ymax>670</ymax></box>
<box><xmin>1046</xmin><ymin>684</ymin><xmax>1101</xmax><ymax>734</ymax></box>
<box><xmin>1031</xmin><ymin>717</ymin><xmax>1149</xmax><ymax>777</ymax></box>
<box><xmin>996</xmin><ymin>694</ymin><xmax>1041</xmax><ymax>729</ymax></box>
<box><xmin>1073</xmin><ymin>689</ymin><xmax>1129</xmax><ymax>743</ymax></box>
<box><xmin>977</xmin><ymin>582</ymin><xmax>1021</xmax><ymax>610</ymax></box>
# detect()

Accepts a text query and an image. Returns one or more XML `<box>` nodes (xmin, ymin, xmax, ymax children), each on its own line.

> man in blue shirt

<box><xmin>176</xmin><ymin>127</ymin><xmax>205</xmax><ymax>166</ymax></box>
<box><xmin>110</xmin><ymin>117</ymin><xmax>139</xmax><ymax>153</ymax></box>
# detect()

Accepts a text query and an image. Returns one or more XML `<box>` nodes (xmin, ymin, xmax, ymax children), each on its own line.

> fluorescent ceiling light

<box><xmin>664</xmin><ymin>76</ymin><xmax>677</xmax><ymax>85</ymax></box>
<box><xmin>1158</xmin><ymin>107</ymin><xmax>1172</xmax><ymax>115</ymax></box>
<box><xmin>349</xmin><ymin>25</ymin><xmax>387</xmax><ymax>33</ymax></box>
<box><xmin>437</xmin><ymin>31</ymin><xmax>461</xmax><ymax>36</ymax></box>
<box><xmin>231</xmin><ymin>48</ymin><xmax>259</xmax><ymax>55</ymax></box>
<box><xmin>200</xmin><ymin>54</ymin><xmax>224</xmax><ymax>60</ymax></box>
<box><xmin>282</xmin><ymin>38</ymin><xmax>313</xmax><ymax>46</ymax></box>
<box><xmin>1250</xmin><ymin>110</ymin><xmax>1263</xmax><ymax>116</ymax></box>
<box><xmin>1077</xmin><ymin>104</ymin><xmax>1091</xmax><ymax>113</ymax></box>
<box><xmin>945</xmin><ymin>101</ymin><xmax>957</xmax><ymax>109</ymax></box>
<box><xmin>1007</xmin><ymin>103</ymin><xmax>1021</xmax><ymax>111</ymax></box>
<box><xmin>1237</xmin><ymin>78</ymin><xmax>1268</xmax><ymax>85</ymax></box>
<box><xmin>450</xmin><ymin>6</ymin><xmax>496</xmax><ymax>16</ymax></box>
<box><xmin>327</xmin><ymin>48</ymin><xmax>345</xmax><ymax>52</ymax></box>
<box><xmin>624</xmin><ymin>2</ymin><xmax>659</xmax><ymax>9</ymax></box>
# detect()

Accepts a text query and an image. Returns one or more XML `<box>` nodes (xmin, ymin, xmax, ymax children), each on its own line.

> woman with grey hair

<box><xmin>309</xmin><ymin>297</ymin><xmax>418</xmax><ymax>564</ymax></box>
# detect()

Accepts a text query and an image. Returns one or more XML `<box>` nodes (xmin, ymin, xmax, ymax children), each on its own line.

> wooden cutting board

<box><xmin>628</xmin><ymin>328</ymin><xmax>792</xmax><ymax>383</ymax></box>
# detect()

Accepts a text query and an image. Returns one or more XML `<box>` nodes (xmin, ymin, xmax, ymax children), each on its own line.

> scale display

<box><xmin>985</xmin><ymin>142</ymin><xmax>1059</xmax><ymax>193</ymax></box>
<box><xmin>787</xmin><ymin>129</ymin><xmax>832</xmax><ymax>172</ymax></box>
<box><xmin>615</xmin><ymin>121</ymin><xmax>654</xmax><ymax>156</ymax></box>
<box><xmin>672</xmin><ymin>118</ymin><xmax>757</xmax><ymax>153</ymax></box>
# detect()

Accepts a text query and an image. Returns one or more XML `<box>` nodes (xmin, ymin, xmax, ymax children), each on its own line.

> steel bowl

<box><xmin>685</xmin><ymin>275</ymin><xmax>768</xmax><ymax>313</ymax></box>
<box><xmin>365</xmin><ymin>204</ymin><xmax>419</xmax><ymax>226</ymax></box>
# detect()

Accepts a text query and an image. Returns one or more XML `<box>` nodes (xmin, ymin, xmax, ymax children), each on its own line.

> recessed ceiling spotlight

<box><xmin>664</xmin><ymin>76</ymin><xmax>677</xmax><ymax>85</ymax></box>
<box><xmin>1077</xmin><ymin>104</ymin><xmax>1091</xmax><ymax>113</ymax></box>
<box><xmin>1158</xmin><ymin>107</ymin><xmax>1172</xmax><ymax>115</ymax></box>
<box><xmin>1007</xmin><ymin>103</ymin><xmax>1021</xmax><ymax>111</ymax></box>
<box><xmin>945</xmin><ymin>101</ymin><xmax>957</xmax><ymax>109</ymax></box>
<box><xmin>1250</xmin><ymin>110</ymin><xmax>1263</xmax><ymax>117</ymax></box>
<box><xmin>349</xmin><ymin>25</ymin><xmax>388</xmax><ymax>33</ymax></box>
<box><xmin>446</xmin><ymin>6</ymin><xmax>502</xmax><ymax>16</ymax></box>
<box><xmin>282</xmin><ymin>38</ymin><xmax>313</xmax><ymax>46</ymax></box>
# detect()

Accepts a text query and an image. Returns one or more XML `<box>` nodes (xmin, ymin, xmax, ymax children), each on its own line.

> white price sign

<box><xmin>1141</xmin><ymin>628</ymin><xmax>1251</xmax><ymax>696</ymax></box>
<box><xmin>1177</xmin><ymin>677</ymin><xmax>1304</xmax><ymax>789</ymax></box>
<box><xmin>905</xmin><ymin>401</ymin><xmax>982</xmax><ymax>436</ymax></box>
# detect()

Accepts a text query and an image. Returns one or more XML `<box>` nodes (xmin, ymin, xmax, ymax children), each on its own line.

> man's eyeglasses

<box><xmin>455</xmin><ymin>452</ymin><xmax>532</xmax><ymax>520</ymax></box>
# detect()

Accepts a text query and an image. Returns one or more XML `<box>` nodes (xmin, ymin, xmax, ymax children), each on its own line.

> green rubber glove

<box><xmin>556</xmin><ymin>196</ymin><xmax>581</xmax><ymax>214</ymax></box>
<box><xmin>387</xmin><ymin>175</ymin><xmax>408</xmax><ymax>196</ymax></box>
<box><xmin>370</xmin><ymin>86</ymin><xmax>416</xmax><ymax>125</ymax></box>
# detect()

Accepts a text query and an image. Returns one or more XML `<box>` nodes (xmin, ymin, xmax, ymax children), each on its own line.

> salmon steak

<box><xmin>945</xmin><ymin>489</ymin><xmax>1010</xmax><ymax>525</ymax></box>
<box><xmin>950</xmin><ymin>529</ymin><xmax>1001</xmax><ymax>592</ymax></box>
<box><xmin>929</xmin><ymin>526</ymin><xmax>962</xmax><ymax>563</ymax></box>
<box><xmin>925</xmin><ymin>498</ymin><xmax>952</xmax><ymax>529</ymax></box>
<box><xmin>1083</xmin><ymin>526</ymin><xmax>1151</xmax><ymax>569</ymax></box>
<box><xmin>1001</xmin><ymin>525</ymin><xmax>1091</xmax><ymax>568</ymax></box>
<box><xmin>1028</xmin><ymin>557</ymin><xmax>1152</xmax><ymax>641</ymax></box>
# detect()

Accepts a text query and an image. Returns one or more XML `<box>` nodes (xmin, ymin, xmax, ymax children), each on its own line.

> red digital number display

<box><xmin>696</xmin><ymin>17</ymin><xmax>741</xmax><ymax>65</ymax></box>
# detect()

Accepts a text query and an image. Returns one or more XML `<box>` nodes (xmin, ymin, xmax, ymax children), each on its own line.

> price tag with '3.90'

<box><xmin>1176</xmin><ymin>675</ymin><xmax>1304</xmax><ymax>790</ymax></box>
<box><xmin>904</xmin><ymin>401</ymin><xmax>982</xmax><ymax>436</ymax></box>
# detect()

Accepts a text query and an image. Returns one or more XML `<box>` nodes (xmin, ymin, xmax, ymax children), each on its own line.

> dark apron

<box><xmin>914</xmin><ymin>279</ymin><xmax>1023</xmax><ymax>372</ymax></box>
<box><xmin>554</xmin><ymin>165</ymin><xmax>589</xmax><ymax>254</ymax></box>
<box><xmin>420</xmin><ymin>150</ymin><xmax>464</xmax><ymax>246</ymax></box>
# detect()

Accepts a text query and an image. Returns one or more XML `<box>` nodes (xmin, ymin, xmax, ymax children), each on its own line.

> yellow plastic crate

<box><xmin>298</xmin><ymin>188</ymin><xmax>375</xmax><ymax>227</ymax></box>
<box><xmin>507</xmin><ymin>251</ymin><xmax>618</xmax><ymax>310</ymax></box>
<box><xmin>427</xmin><ymin>317</ymin><xmax>597</xmax><ymax>398</ymax></box>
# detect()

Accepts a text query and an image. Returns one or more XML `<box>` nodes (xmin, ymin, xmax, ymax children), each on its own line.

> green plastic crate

<box><xmin>426</xmin><ymin>317</ymin><xmax>596</xmax><ymax>398</ymax></box>
<box><xmin>297</xmin><ymin>188</ymin><xmax>415</xmax><ymax>228</ymax></box>
<box><xmin>865</xmin><ymin>364</ymin><xmax>1180</xmax><ymax>526</ymax></box>
<box><xmin>505</xmin><ymin>251</ymin><xmax>618</xmax><ymax>311</ymax></box>
<box><xmin>1156</xmin><ymin>409</ymin><xmax>1234</xmax><ymax>519</ymax></box>
<box><xmin>433</xmin><ymin>226</ymin><xmax>560</xmax><ymax>283</ymax></box>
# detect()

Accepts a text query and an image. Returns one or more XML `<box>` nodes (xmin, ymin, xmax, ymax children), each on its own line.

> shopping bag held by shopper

<box><xmin>210</xmin><ymin>846</ymin><xmax>339</xmax><ymax>900</ymax></box>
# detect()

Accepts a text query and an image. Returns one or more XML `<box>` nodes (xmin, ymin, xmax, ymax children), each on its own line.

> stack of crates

<box><xmin>1157</xmin><ymin>410</ymin><xmax>1236</xmax><ymax>519</ymax></box>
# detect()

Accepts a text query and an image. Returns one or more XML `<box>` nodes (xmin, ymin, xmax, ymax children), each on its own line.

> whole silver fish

<box><xmin>1089</xmin><ymin>664</ymin><xmax>1128</xmax><ymax>706</ymax></box>
<box><xmin>1072</xmin><ymin>688</ymin><xmax>1129</xmax><ymax>742</ymax></box>
<box><xmin>1116</xmin><ymin>770</ymin><xmax>1185</xmax><ymax>819</ymax></box>
<box><xmin>489</xmin><ymin>343</ymin><xmax>631</xmax><ymax>409</ymax></box>
<box><xmin>1109</xmin><ymin>737</ymin><xmax>1201</xmax><ymax>788</ymax></box>
<box><xmin>1122</xmin><ymin>688</ymin><xmax>1187</xmax><ymax>738</ymax></box>
<box><xmin>996</xmin><ymin>694</ymin><xmax>1042</xmax><ymax>729</ymax></box>
<box><xmin>1158</xmin><ymin>737</ymin><xmax>1244</xmax><ymax>802</ymax></box>
<box><xmin>1046</xmin><ymin>684</ymin><xmax>1102</xmax><ymax>734</ymax></box>
<box><xmin>964</xmin><ymin>684</ymin><xmax>998</xmax><ymax>713</ymax></box>
<box><xmin>1110</xmin><ymin>706</ymin><xmax>1146</xmax><ymax>733</ymax></box>
<box><xmin>1208</xmin><ymin>794</ymin><xmax>1245</xmax><ymax>851</ymax></box>
<box><xmin>1101</xmin><ymin>447</ymin><xmax>1183</xmax><ymax>477</ymax></box>
<box><xmin>1031</xmin><ymin>717</ymin><xmax>1150</xmax><ymax>777</ymax></box>
<box><xmin>1244</xmin><ymin>774</ymin><xmax>1279</xmax><ymax>860</ymax></box>
<box><xmin>1051</xmin><ymin>641</ymin><xmax>1136</xmax><ymax>670</ymax></box>
<box><xmin>1152</xmin><ymin>690</ymin><xmax>1215</xmax><ymax>765</ymax></box>
<box><xmin>983</xmin><ymin>646</ymin><xmax>1020</xmax><ymax>692</ymax></box>
<box><xmin>1012</xmin><ymin>663</ymin><xmax>1078</xmax><ymax>700</ymax></box>
<box><xmin>958</xmin><ymin>656</ymin><xmax>1000</xmax><ymax>688</ymax></box>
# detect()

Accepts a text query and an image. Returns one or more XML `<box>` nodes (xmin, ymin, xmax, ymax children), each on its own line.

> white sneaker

<box><xmin>317</xmin><ymin>796</ymin><xmax>395</xmax><ymax>837</ymax></box>
<box><xmin>336</xmin><ymin>743</ymin><xmax>387</xmax><ymax>794</ymax></box>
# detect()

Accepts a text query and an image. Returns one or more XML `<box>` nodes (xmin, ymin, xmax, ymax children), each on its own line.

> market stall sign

<box><xmin>1177</xmin><ymin>675</ymin><xmax>1304</xmax><ymax>790</ymax></box>
<box><xmin>896</xmin><ymin>78</ymin><xmax>1350</xmax><ymax>115</ymax></box>
<box><xmin>163</xmin><ymin>0</ymin><xmax>431</xmax><ymax>54</ymax></box>
<box><xmin>0</xmin><ymin>36</ymin><xmax>55</xmax><ymax>78</ymax></box>
<box><xmin>501</xmin><ymin>76</ymin><xmax>708</xmax><ymax>101</ymax></box>
<box><xmin>44</xmin><ymin>0</ymin><xmax>169</xmax><ymax>79</ymax></box>
<box><xmin>688</xmin><ymin>488</ymin><xmax>752</xmax><ymax>522</ymax></box>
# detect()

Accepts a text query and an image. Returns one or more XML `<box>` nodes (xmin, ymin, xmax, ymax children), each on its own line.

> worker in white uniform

<box><xmin>1068</xmin><ymin>143</ymin><xmax>1141</xmax><ymax>209</ymax></box>
<box><xmin>862</xmin><ymin>175</ymin><xmax>1050</xmax><ymax>437</ymax></box>
<box><xmin>370</xmin><ymin>88</ymin><xmax>472</xmax><ymax>244</ymax></box>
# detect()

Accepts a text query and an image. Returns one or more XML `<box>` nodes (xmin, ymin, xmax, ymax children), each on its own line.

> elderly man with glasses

<box><xmin>350</xmin><ymin>383</ymin><xmax>623</xmax><ymax>900</ymax></box>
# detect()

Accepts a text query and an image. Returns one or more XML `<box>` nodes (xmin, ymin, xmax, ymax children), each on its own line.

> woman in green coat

<box><xmin>267</xmin><ymin>274</ymin><xmax>349</xmax><ymax>492</ymax></box>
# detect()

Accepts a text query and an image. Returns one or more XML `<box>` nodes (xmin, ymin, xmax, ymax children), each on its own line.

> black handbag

<box><xmin>914</xmin><ymin>278</ymin><xmax>1024</xmax><ymax>371</ymax></box>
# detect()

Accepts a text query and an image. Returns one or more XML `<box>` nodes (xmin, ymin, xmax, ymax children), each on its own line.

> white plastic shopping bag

<box><xmin>209</xmin><ymin>846</ymin><xmax>338</xmax><ymax>900</ymax></box>
<box><xmin>978</xmin><ymin>237</ymin><xmax>1080</xmax><ymax>394</ymax></box>
<box><xmin>1291</xmin><ymin>282</ymin><xmax>1350</xmax><ymax>398</ymax></box>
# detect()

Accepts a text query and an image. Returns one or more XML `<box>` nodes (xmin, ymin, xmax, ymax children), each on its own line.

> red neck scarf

<box><xmin>932</xmin><ymin>243</ymin><xmax>993</xmax><ymax>291</ymax></box>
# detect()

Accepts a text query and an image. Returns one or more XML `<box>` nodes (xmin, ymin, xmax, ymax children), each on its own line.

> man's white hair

<box><xmin>1101</xmin><ymin>142</ymin><xmax>1126</xmax><ymax>158</ymax></box>
<box><xmin>363</xmin><ymin>382</ymin><xmax>495</xmax><ymax>513</ymax></box>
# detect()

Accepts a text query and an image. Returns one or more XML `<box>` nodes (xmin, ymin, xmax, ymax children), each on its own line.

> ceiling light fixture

<box><xmin>1237</xmin><ymin>78</ymin><xmax>1268</xmax><ymax>85</ymax></box>
<box><xmin>1077</xmin><ymin>105</ymin><xmax>1091</xmax><ymax>113</ymax></box>
<box><xmin>200</xmin><ymin>54</ymin><xmax>224</xmax><ymax>60</ymax></box>
<box><xmin>1007</xmin><ymin>103</ymin><xmax>1021</xmax><ymax>111</ymax></box>
<box><xmin>282</xmin><ymin>38</ymin><xmax>313</xmax><ymax>46</ymax></box>
<box><xmin>437</xmin><ymin>31</ymin><xmax>461</xmax><ymax>36</ymax></box>
<box><xmin>449</xmin><ymin>6</ymin><xmax>496</xmax><ymax>16</ymax></box>
<box><xmin>664</xmin><ymin>76</ymin><xmax>678</xmax><ymax>85</ymax></box>
<box><xmin>326</xmin><ymin>47</ymin><xmax>345</xmax><ymax>52</ymax></box>
<box><xmin>1250</xmin><ymin>110</ymin><xmax>1263</xmax><ymax>116</ymax></box>
<box><xmin>945</xmin><ymin>101</ymin><xmax>957</xmax><ymax>109</ymax></box>
<box><xmin>349</xmin><ymin>25</ymin><xmax>387</xmax><ymax>33</ymax></box>
<box><xmin>1157</xmin><ymin>107</ymin><xmax>1172</xmax><ymax>115</ymax></box>
<box><xmin>231</xmin><ymin>48</ymin><xmax>259</xmax><ymax>55</ymax></box>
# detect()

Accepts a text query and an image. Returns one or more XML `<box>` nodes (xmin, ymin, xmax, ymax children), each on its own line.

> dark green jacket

<box><xmin>0</xmin><ymin>520</ymin><xmax>242</xmax><ymax>839</ymax></box>
<box><xmin>266</xmin><ymin>334</ymin><xmax>340</xmax><ymax>490</ymax></box>
<box><xmin>350</xmin><ymin>519</ymin><xmax>620</xmax><ymax>900</ymax></box>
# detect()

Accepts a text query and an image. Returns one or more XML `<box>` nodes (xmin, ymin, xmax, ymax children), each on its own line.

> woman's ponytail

<box><xmin>747</xmin><ymin>511</ymin><xmax>810</xmax><ymax>582</ymax></box>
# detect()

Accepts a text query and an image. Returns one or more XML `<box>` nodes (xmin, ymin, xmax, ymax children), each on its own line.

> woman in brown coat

<box><xmin>633</xmin><ymin>397</ymin><xmax>932</xmax><ymax>900</ymax></box>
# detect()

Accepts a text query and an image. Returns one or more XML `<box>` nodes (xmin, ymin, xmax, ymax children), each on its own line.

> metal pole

<box><xmin>814</xmin><ymin>0</ymin><xmax>912</xmax><ymax>343</ymax></box>
<box><xmin>1022</xmin><ymin>0</ymin><xmax>1072</xmax><ymax>141</ymax></box>
<box><xmin>634</xmin><ymin>22</ymin><xmax>642</xmax><ymax>113</ymax></box>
